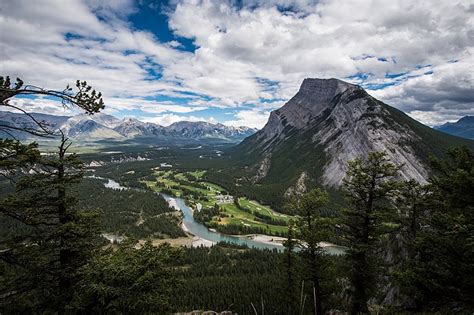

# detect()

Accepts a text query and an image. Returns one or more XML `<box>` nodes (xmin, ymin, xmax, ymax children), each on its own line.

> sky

<box><xmin>1</xmin><ymin>0</ymin><xmax>473</xmax><ymax>128</ymax></box>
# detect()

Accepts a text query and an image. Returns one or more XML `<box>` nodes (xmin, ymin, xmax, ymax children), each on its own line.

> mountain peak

<box><xmin>123</xmin><ymin>117</ymin><xmax>141</xmax><ymax>124</ymax></box>
<box><xmin>458</xmin><ymin>115</ymin><xmax>474</xmax><ymax>123</ymax></box>
<box><xmin>435</xmin><ymin>115</ymin><xmax>474</xmax><ymax>140</ymax></box>
<box><xmin>299</xmin><ymin>78</ymin><xmax>358</xmax><ymax>97</ymax></box>
<box><xmin>235</xmin><ymin>76</ymin><xmax>474</xmax><ymax>194</ymax></box>
<box><xmin>260</xmin><ymin>78</ymin><xmax>361</xmax><ymax>136</ymax></box>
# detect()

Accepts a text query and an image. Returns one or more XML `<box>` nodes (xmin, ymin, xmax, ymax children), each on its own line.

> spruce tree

<box><xmin>0</xmin><ymin>134</ymin><xmax>100</xmax><ymax>312</ymax></box>
<box><xmin>392</xmin><ymin>179</ymin><xmax>427</xmax><ymax>310</ymax></box>
<box><xmin>406</xmin><ymin>147</ymin><xmax>474</xmax><ymax>311</ymax></box>
<box><xmin>287</xmin><ymin>188</ymin><xmax>332</xmax><ymax>315</ymax></box>
<box><xmin>339</xmin><ymin>151</ymin><xmax>401</xmax><ymax>314</ymax></box>
<box><xmin>283</xmin><ymin>219</ymin><xmax>298</xmax><ymax>314</ymax></box>
<box><xmin>71</xmin><ymin>241</ymin><xmax>181</xmax><ymax>313</ymax></box>
<box><xmin>0</xmin><ymin>76</ymin><xmax>104</xmax><ymax>312</ymax></box>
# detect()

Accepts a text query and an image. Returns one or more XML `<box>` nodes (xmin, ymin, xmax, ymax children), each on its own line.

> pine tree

<box><xmin>283</xmin><ymin>219</ymin><xmax>298</xmax><ymax>314</ymax></box>
<box><xmin>0</xmin><ymin>76</ymin><xmax>105</xmax><ymax>312</ymax></box>
<box><xmin>339</xmin><ymin>151</ymin><xmax>401</xmax><ymax>314</ymax></box>
<box><xmin>0</xmin><ymin>134</ymin><xmax>100</xmax><ymax>312</ymax></box>
<box><xmin>287</xmin><ymin>188</ymin><xmax>332</xmax><ymax>315</ymax></box>
<box><xmin>71</xmin><ymin>241</ymin><xmax>182</xmax><ymax>313</ymax></box>
<box><xmin>405</xmin><ymin>146</ymin><xmax>474</xmax><ymax>311</ymax></box>
<box><xmin>392</xmin><ymin>179</ymin><xmax>427</xmax><ymax>310</ymax></box>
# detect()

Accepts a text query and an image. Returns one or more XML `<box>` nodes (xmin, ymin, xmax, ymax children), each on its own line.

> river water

<box><xmin>93</xmin><ymin>176</ymin><xmax>344</xmax><ymax>254</ymax></box>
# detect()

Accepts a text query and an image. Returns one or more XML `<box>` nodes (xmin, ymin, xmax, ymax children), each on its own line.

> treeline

<box><xmin>171</xmin><ymin>246</ymin><xmax>288</xmax><ymax>314</ymax></box>
<box><xmin>205</xmin><ymin>170</ymin><xmax>289</xmax><ymax>211</ymax></box>
<box><xmin>208</xmin><ymin>222</ymin><xmax>285</xmax><ymax>236</ymax></box>
<box><xmin>278</xmin><ymin>148</ymin><xmax>474</xmax><ymax>313</ymax></box>
<box><xmin>254</xmin><ymin>211</ymin><xmax>286</xmax><ymax>226</ymax></box>
<box><xmin>194</xmin><ymin>204</ymin><xmax>221</xmax><ymax>224</ymax></box>
<box><xmin>92</xmin><ymin>160</ymin><xmax>158</xmax><ymax>189</ymax></box>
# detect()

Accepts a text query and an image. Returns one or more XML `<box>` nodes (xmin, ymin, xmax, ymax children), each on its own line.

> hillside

<box><xmin>435</xmin><ymin>116</ymin><xmax>474</xmax><ymax>140</ymax></box>
<box><xmin>223</xmin><ymin>78</ymin><xmax>474</xmax><ymax>208</ymax></box>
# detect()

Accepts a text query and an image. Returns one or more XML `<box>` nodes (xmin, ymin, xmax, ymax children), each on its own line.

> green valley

<box><xmin>3</xmin><ymin>20</ymin><xmax>474</xmax><ymax>314</ymax></box>
<box><xmin>144</xmin><ymin>169</ymin><xmax>293</xmax><ymax>236</ymax></box>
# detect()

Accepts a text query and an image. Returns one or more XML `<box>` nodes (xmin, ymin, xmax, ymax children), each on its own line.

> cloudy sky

<box><xmin>1</xmin><ymin>0</ymin><xmax>473</xmax><ymax>128</ymax></box>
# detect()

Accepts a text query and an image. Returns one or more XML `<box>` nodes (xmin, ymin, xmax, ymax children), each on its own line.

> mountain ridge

<box><xmin>435</xmin><ymin>116</ymin><xmax>474</xmax><ymax>140</ymax></box>
<box><xmin>225</xmin><ymin>78</ymin><xmax>474</xmax><ymax>207</ymax></box>
<box><xmin>0</xmin><ymin>111</ymin><xmax>257</xmax><ymax>143</ymax></box>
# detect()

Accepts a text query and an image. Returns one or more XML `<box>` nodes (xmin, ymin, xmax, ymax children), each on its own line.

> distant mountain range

<box><xmin>227</xmin><ymin>78</ymin><xmax>474</xmax><ymax>207</ymax></box>
<box><xmin>0</xmin><ymin>112</ymin><xmax>257</xmax><ymax>143</ymax></box>
<box><xmin>435</xmin><ymin>116</ymin><xmax>474</xmax><ymax>140</ymax></box>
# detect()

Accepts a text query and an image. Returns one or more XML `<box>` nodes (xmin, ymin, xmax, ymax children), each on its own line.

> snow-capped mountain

<box><xmin>167</xmin><ymin>121</ymin><xmax>257</xmax><ymax>140</ymax></box>
<box><xmin>112</xmin><ymin>118</ymin><xmax>166</xmax><ymax>138</ymax></box>
<box><xmin>0</xmin><ymin>111</ymin><xmax>257</xmax><ymax>143</ymax></box>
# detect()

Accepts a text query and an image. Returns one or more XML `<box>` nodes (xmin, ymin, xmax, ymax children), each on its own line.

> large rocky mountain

<box><xmin>168</xmin><ymin>121</ymin><xmax>256</xmax><ymax>140</ymax></box>
<box><xmin>230</xmin><ymin>78</ymin><xmax>473</xmax><ymax>203</ymax></box>
<box><xmin>435</xmin><ymin>116</ymin><xmax>474</xmax><ymax>140</ymax></box>
<box><xmin>0</xmin><ymin>111</ymin><xmax>256</xmax><ymax>143</ymax></box>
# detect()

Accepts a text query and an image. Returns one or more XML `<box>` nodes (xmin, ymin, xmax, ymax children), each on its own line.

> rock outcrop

<box><xmin>233</xmin><ymin>78</ymin><xmax>474</xmax><ymax>193</ymax></box>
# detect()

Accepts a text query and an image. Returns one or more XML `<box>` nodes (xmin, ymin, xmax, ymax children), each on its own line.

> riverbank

<box><xmin>93</xmin><ymin>177</ymin><xmax>342</xmax><ymax>253</ymax></box>
<box><xmin>149</xmin><ymin>235</ymin><xmax>215</xmax><ymax>248</ymax></box>
<box><xmin>234</xmin><ymin>234</ymin><xmax>286</xmax><ymax>247</ymax></box>
<box><xmin>145</xmin><ymin>223</ymin><xmax>215</xmax><ymax>248</ymax></box>
<box><xmin>166</xmin><ymin>194</ymin><xmax>344</xmax><ymax>253</ymax></box>
<box><xmin>234</xmin><ymin>234</ymin><xmax>343</xmax><ymax>250</ymax></box>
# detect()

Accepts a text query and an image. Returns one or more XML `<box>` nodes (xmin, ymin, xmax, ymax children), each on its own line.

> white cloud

<box><xmin>104</xmin><ymin>98</ymin><xmax>208</xmax><ymax>114</ymax></box>
<box><xmin>142</xmin><ymin>114</ymin><xmax>217</xmax><ymax>126</ymax></box>
<box><xmin>224</xmin><ymin>109</ymin><xmax>271</xmax><ymax>129</ymax></box>
<box><xmin>407</xmin><ymin>111</ymin><xmax>463</xmax><ymax>127</ymax></box>
<box><xmin>1</xmin><ymin>0</ymin><xmax>473</xmax><ymax>126</ymax></box>
<box><xmin>0</xmin><ymin>0</ymin><xmax>188</xmax><ymax>101</ymax></box>
<box><xmin>7</xmin><ymin>97</ymin><xmax>80</xmax><ymax>116</ymax></box>
<box><xmin>167</xmin><ymin>0</ymin><xmax>474</xmax><ymax>123</ymax></box>
<box><xmin>370</xmin><ymin>55</ymin><xmax>474</xmax><ymax>125</ymax></box>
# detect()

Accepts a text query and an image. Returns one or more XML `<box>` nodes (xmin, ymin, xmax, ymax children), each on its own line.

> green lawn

<box><xmin>239</xmin><ymin>198</ymin><xmax>291</xmax><ymax>222</ymax></box>
<box><xmin>217</xmin><ymin>203</ymin><xmax>288</xmax><ymax>234</ymax></box>
<box><xmin>189</xmin><ymin>170</ymin><xmax>206</xmax><ymax>179</ymax></box>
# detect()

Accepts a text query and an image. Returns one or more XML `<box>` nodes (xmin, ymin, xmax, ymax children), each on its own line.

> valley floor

<box><xmin>144</xmin><ymin>169</ymin><xmax>292</xmax><ymax>237</ymax></box>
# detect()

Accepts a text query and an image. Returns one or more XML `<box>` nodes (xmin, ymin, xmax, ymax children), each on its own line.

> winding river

<box><xmin>94</xmin><ymin>176</ymin><xmax>344</xmax><ymax>254</ymax></box>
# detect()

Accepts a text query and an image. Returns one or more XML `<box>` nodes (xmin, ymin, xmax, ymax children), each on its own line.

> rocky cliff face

<box><xmin>234</xmin><ymin>78</ymin><xmax>473</xmax><ymax>194</ymax></box>
<box><xmin>261</xmin><ymin>78</ymin><xmax>357</xmax><ymax>143</ymax></box>
<box><xmin>310</xmin><ymin>82</ymin><xmax>428</xmax><ymax>186</ymax></box>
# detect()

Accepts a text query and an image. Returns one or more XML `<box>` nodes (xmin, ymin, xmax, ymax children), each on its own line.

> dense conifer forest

<box><xmin>76</xmin><ymin>178</ymin><xmax>185</xmax><ymax>239</ymax></box>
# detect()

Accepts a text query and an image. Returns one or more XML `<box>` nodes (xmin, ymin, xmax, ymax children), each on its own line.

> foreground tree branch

<box><xmin>0</xmin><ymin>76</ymin><xmax>104</xmax><ymax>138</ymax></box>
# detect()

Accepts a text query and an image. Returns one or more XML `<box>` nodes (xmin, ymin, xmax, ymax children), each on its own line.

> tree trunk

<box><xmin>350</xmin><ymin>176</ymin><xmax>375</xmax><ymax>314</ymax></box>
<box><xmin>305</xmin><ymin>211</ymin><xmax>323</xmax><ymax>315</ymax></box>
<box><xmin>57</xmin><ymin>137</ymin><xmax>72</xmax><ymax>313</ymax></box>
<box><xmin>351</xmin><ymin>251</ymin><xmax>369</xmax><ymax>314</ymax></box>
